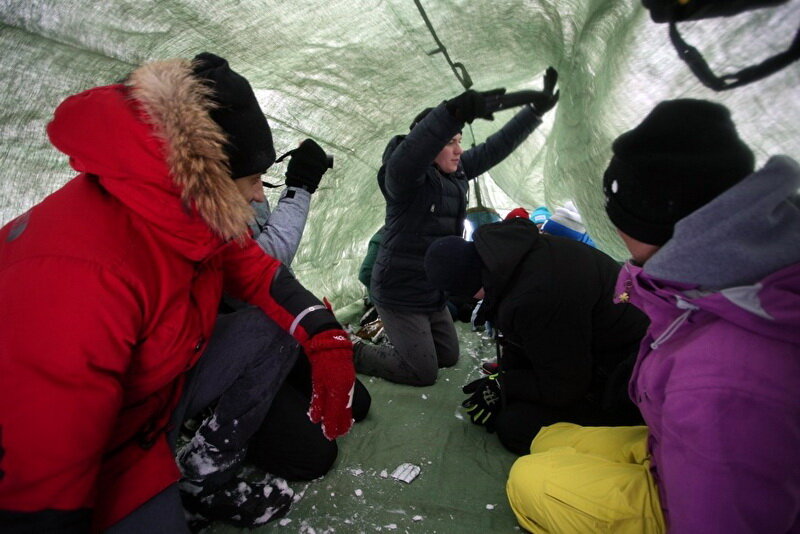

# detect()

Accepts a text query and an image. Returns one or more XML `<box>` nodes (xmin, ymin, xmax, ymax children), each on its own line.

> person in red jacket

<box><xmin>0</xmin><ymin>53</ymin><xmax>355</xmax><ymax>533</ymax></box>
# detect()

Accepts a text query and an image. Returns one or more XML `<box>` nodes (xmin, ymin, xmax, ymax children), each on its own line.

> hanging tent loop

<box><xmin>465</xmin><ymin>120</ymin><xmax>502</xmax><ymax>240</ymax></box>
<box><xmin>413</xmin><ymin>0</ymin><xmax>500</xmax><ymax>238</ymax></box>
<box><xmin>466</xmin><ymin>122</ymin><xmax>483</xmax><ymax>206</ymax></box>
<box><xmin>413</xmin><ymin>0</ymin><xmax>473</xmax><ymax>90</ymax></box>
<box><xmin>642</xmin><ymin>0</ymin><xmax>800</xmax><ymax>91</ymax></box>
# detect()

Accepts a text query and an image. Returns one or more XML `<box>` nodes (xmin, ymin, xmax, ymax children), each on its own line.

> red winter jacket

<box><xmin>0</xmin><ymin>59</ymin><xmax>339</xmax><ymax>530</ymax></box>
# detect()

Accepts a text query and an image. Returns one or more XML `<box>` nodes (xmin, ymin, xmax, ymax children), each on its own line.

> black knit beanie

<box><xmin>603</xmin><ymin>99</ymin><xmax>754</xmax><ymax>245</ymax></box>
<box><xmin>192</xmin><ymin>52</ymin><xmax>276</xmax><ymax>179</ymax></box>
<box><xmin>424</xmin><ymin>236</ymin><xmax>484</xmax><ymax>297</ymax></box>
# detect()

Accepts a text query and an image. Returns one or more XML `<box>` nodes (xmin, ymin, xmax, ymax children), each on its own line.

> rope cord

<box><xmin>466</xmin><ymin>122</ymin><xmax>487</xmax><ymax>209</ymax></box>
<box><xmin>413</xmin><ymin>0</ymin><xmax>493</xmax><ymax>212</ymax></box>
<box><xmin>413</xmin><ymin>0</ymin><xmax>474</xmax><ymax>90</ymax></box>
<box><xmin>668</xmin><ymin>18</ymin><xmax>800</xmax><ymax>91</ymax></box>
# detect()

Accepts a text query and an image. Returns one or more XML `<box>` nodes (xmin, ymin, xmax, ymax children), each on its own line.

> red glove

<box><xmin>302</xmin><ymin>329</ymin><xmax>355</xmax><ymax>440</ymax></box>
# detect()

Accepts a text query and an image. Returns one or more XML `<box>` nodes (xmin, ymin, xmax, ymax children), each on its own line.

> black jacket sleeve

<box><xmin>383</xmin><ymin>104</ymin><xmax>463</xmax><ymax>200</ymax></box>
<box><xmin>223</xmin><ymin>239</ymin><xmax>341</xmax><ymax>342</ymax></box>
<box><xmin>460</xmin><ymin>105</ymin><xmax>541</xmax><ymax>179</ymax></box>
<box><xmin>500</xmin><ymin>295</ymin><xmax>593</xmax><ymax>407</ymax></box>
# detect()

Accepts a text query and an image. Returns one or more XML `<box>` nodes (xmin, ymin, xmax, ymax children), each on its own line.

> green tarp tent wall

<box><xmin>3</xmin><ymin>1</ymin><xmax>798</xmax><ymax>305</ymax></box>
<box><xmin>2</xmin><ymin>1</ymin><xmax>798</xmax><ymax>532</ymax></box>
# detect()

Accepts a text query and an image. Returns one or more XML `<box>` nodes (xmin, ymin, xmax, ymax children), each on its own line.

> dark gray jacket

<box><xmin>371</xmin><ymin>102</ymin><xmax>541</xmax><ymax>312</ymax></box>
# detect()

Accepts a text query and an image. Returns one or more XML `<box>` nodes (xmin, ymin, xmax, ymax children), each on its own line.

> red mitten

<box><xmin>302</xmin><ymin>329</ymin><xmax>355</xmax><ymax>440</ymax></box>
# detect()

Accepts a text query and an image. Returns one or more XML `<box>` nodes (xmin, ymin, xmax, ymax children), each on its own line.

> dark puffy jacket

<box><xmin>371</xmin><ymin>103</ymin><xmax>541</xmax><ymax>312</ymax></box>
<box><xmin>474</xmin><ymin>218</ymin><xmax>650</xmax><ymax>407</ymax></box>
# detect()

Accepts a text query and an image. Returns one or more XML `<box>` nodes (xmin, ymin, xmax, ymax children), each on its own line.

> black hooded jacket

<box><xmin>371</xmin><ymin>102</ymin><xmax>541</xmax><ymax>312</ymax></box>
<box><xmin>473</xmin><ymin>218</ymin><xmax>650</xmax><ymax>407</ymax></box>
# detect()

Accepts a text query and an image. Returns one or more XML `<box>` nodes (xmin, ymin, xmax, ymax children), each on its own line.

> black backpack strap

<box><xmin>668</xmin><ymin>19</ymin><xmax>800</xmax><ymax>91</ymax></box>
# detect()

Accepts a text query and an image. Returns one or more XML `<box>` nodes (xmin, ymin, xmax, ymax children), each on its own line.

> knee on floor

<box><xmin>251</xmin><ymin>438</ymin><xmax>339</xmax><ymax>482</ymax></box>
<box><xmin>496</xmin><ymin>421</ymin><xmax>534</xmax><ymax>456</ymax></box>
<box><xmin>409</xmin><ymin>371</ymin><xmax>438</xmax><ymax>387</ymax></box>
<box><xmin>352</xmin><ymin>379</ymin><xmax>372</xmax><ymax>422</ymax></box>
<box><xmin>438</xmin><ymin>353</ymin><xmax>459</xmax><ymax>369</ymax></box>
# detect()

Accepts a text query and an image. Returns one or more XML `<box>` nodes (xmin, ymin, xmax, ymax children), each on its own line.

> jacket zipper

<box><xmin>650</xmin><ymin>297</ymin><xmax>698</xmax><ymax>350</ymax></box>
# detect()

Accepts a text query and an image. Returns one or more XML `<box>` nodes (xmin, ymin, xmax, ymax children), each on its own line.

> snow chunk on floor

<box><xmin>486</xmin><ymin>504</ymin><xmax>495</xmax><ymax>510</ymax></box>
<box><xmin>390</xmin><ymin>463</ymin><xmax>420</xmax><ymax>483</ymax></box>
<box><xmin>355</xmin><ymin>489</ymin><xmax>363</xmax><ymax>497</ymax></box>
<box><xmin>412</xmin><ymin>515</ymin><xmax>424</xmax><ymax>521</ymax></box>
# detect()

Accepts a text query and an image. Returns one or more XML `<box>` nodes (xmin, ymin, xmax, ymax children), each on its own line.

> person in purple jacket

<box><xmin>506</xmin><ymin>99</ymin><xmax>800</xmax><ymax>533</ymax></box>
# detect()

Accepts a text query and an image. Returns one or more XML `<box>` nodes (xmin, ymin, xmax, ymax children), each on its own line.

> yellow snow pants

<box><xmin>506</xmin><ymin>423</ymin><xmax>665</xmax><ymax>534</ymax></box>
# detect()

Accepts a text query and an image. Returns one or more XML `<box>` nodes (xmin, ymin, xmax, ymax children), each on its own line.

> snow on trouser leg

<box><xmin>506</xmin><ymin>423</ymin><xmax>665</xmax><ymax>534</ymax></box>
<box><xmin>176</xmin><ymin>308</ymin><xmax>300</xmax><ymax>488</ymax></box>
<box><xmin>177</xmin><ymin>413</ymin><xmax>248</xmax><ymax>488</ymax></box>
<box><xmin>174</xmin><ymin>308</ymin><xmax>301</xmax><ymax>527</ymax></box>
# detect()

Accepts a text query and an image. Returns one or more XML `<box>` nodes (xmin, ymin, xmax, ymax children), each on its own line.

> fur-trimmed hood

<box><xmin>47</xmin><ymin>58</ymin><xmax>253</xmax><ymax>260</ymax></box>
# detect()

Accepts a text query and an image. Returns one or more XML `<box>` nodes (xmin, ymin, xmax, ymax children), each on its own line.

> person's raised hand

<box><xmin>446</xmin><ymin>88</ymin><xmax>507</xmax><ymax>123</ymax></box>
<box><xmin>285</xmin><ymin>138</ymin><xmax>330</xmax><ymax>193</ymax></box>
<box><xmin>529</xmin><ymin>67</ymin><xmax>559</xmax><ymax>116</ymax></box>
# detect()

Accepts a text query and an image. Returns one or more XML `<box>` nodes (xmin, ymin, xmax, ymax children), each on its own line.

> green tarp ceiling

<box><xmin>1</xmin><ymin>3</ymin><xmax>798</xmax><ymax>531</ymax></box>
<box><xmin>2</xmin><ymin>0</ymin><xmax>798</xmax><ymax>306</ymax></box>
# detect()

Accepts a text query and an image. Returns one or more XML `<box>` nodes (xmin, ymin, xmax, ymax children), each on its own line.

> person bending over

<box><xmin>425</xmin><ymin>217</ymin><xmax>648</xmax><ymax>454</ymax></box>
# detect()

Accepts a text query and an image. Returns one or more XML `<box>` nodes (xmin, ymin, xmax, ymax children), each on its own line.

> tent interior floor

<box><xmin>206</xmin><ymin>320</ymin><xmax>521</xmax><ymax>533</ymax></box>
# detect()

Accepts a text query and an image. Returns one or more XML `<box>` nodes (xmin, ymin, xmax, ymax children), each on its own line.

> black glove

<box><xmin>529</xmin><ymin>67</ymin><xmax>559</xmax><ymax>116</ymax></box>
<box><xmin>445</xmin><ymin>88</ymin><xmax>506</xmax><ymax>124</ymax></box>
<box><xmin>284</xmin><ymin>139</ymin><xmax>329</xmax><ymax>193</ymax></box>
<box><xmin>461</xmin><ymin>373</ymin><xmax>502</xmax><ymax>432</ymax></box>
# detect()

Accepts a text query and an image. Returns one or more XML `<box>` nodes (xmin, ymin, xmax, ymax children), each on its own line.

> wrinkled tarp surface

<box><xmin>1</xmin><ymin>1</ymin><xmax>798</xmax><ymax>531</ymax></box>
<box><xmin>2</xmin><ymin>0</ymin><xmax>798</xmax><ymax>305</ymax></box>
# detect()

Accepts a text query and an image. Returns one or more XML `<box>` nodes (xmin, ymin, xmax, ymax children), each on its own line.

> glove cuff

<box><xmin>445</xmin><ymin>98</ymin><xmax>459</xmax><ymax>117</ymax></box>
<box><xmin>526</xmin><ymin>102</ymin><xmax>544</xmax><ymax>119</ymax></box>
<box><xmin>303</xmin><ymin>329</ymin><xmax>353</xmax><ymax>362</ymax></box>
<box><xmin>285</xmin><ymin>176</ymin><xmax>317</xmax><ymax>194</ymax></box>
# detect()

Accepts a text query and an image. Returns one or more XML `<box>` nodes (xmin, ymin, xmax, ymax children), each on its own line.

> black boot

<box><xmin>179</xmin><ymin>472</ymin><xmax>294</xmax><ymax>529</ymax></box>
<box><xmin>177</xmin><ymin>413</ymin><xmax>294</xmax><ymax>528</ymax></box>
<box><xmin>177</xmin><ymin>414</ymin><xmax>246</xmax><ymax>489</ymax></box>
